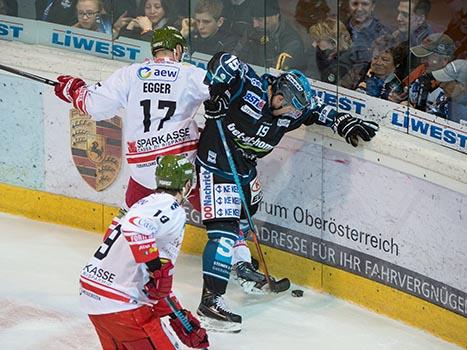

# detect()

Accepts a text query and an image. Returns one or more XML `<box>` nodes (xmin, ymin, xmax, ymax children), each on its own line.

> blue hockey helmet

<box><xmin>272</xmin><ymin>70</ymin><xmax>313</xmax><ymax>112</ymax></box>
<box><xmin>204</xmin><ymin>52</ymin><xmax>242</xmax><ymax>86</ymax></box>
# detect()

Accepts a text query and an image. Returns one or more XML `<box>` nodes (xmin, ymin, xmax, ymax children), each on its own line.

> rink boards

<box><xmin>0</xmin><ymin>41</ymin><xmax>466</xmax><ymax>347</ymax></box>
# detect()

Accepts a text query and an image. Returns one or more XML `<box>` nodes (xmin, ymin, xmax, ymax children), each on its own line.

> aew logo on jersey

<box><xmin>243</xmin><ymin>91</ymin><xmax>265</xmax><ymax>111</ymax></box>
<box><xmin>128</xmin><ymin>216</ymin><xmax>160</xmax><ymax>235</ymax></box>
<box><xmin>70</xmin><ymin>109</ymin><xmax>122</xmax><ymax>191</ymax></box>
<box><xmin>137</xmin><ymin>65</ymin><xmax>179</xmax><ymax>82</ymax></box>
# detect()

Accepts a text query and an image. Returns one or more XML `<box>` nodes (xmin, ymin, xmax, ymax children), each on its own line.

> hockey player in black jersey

<box><xmin>196</xmin><ymin>52</ymin><xmax>379</xmax><ymax>333</ymax></box>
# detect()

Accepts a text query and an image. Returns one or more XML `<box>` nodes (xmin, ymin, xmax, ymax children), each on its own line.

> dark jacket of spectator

<box><xmin>316</xmin><ymin>48</ymin><xmax>356</xmax><ymax>86</ymax></box>
<box><xmin>393</xmin><ymin>21</ymin><xmax>432</xmax><ymax>48</ymax></box>
<box><xmin>222</xmin><ymin>0</ymin><xmax>254</xmax><ymax>39</ymax></box>
<box><xmin>241</xmin><ymin>18</ymin><xmax>307</xmax><ymax>71</ymax></box>
<box><xmin>190</xmin><ymin>27</ymin><xmax>237</xmax><ymax>56</ymax></box>
<box><xmin>357</xmin><ymin>71</ymin><xmax>403</xmax><ymax>99</ymax></box>
<box><xmin>346</xmin><ymin>17</ymin><xmax>390</xmax><ymax>72</ymax></box>
<box><xmin>36</xmin><ymin>0</ymin><xmax>77</xmax><ymax>25</ymax></box>
<box><xmin>1</xmin><ymin>0</ymin><xmax>17</xmax><ymax>16</ymax></box>
<box><xmin>294</xmin><ymin>0</ymin><xmax>330</xmax><ymax>30</ymax></box>
<box><xmin>101</xmin><ymin>0</ymin><xmax>138</xmax><ymax>18</ymax></box>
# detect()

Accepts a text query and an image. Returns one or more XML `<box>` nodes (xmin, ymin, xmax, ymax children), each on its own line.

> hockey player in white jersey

<box><xmin>54</xmin><ymin>26</ymin><xmax>210</xmax><ymax>214</ymax></box>
<box><xmin>80</xmin><ymin>154</ymin><xmax>209</xmax><ymax>349</ymax></box>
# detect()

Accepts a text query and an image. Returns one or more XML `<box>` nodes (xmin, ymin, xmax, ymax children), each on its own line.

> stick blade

<box><xmin>270</xmin><ymin>278</ymin><xmax>291</xmax><ymax>293</ymax></box>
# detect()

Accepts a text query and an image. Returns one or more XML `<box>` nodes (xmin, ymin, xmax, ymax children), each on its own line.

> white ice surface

<box><xmin>0</xmin><ymin>213</ymin><xmax>460</xmax><ymax>350</ymax></box>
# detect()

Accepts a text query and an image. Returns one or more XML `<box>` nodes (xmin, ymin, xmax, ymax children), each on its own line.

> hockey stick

<box><xmin>0</xmin><ymin>63</ymin><xmax>58</xmax><ymax>86</ymax></box>
<box><xmin>214</xmin><ymin>119</ymin><xmax>289</xmax><ymax>293</ymax></box>
<box><xmin>165</xmin><ymin>296</ymin><xmax>209</xmax><ymax>350</ymax></box>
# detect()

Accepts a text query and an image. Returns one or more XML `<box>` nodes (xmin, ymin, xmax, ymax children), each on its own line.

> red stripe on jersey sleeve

<box><xmin>129</xmin><ymin>243</ymin><xmax>159</xmax><ymax>264</ymax></box>
<box><xmin>80</xmin><ymin>278</ymin><xmax>132</xmax><ymax>303</ymax></box>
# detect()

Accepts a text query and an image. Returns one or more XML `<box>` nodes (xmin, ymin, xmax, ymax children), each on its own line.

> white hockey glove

<box><xmin>332</xmin><ymin>113</ymin><xmax>379</xmax><ymax>147</ymax></box>
<box><xmin>203</xmin><ymin>92</ymin><xmax>230</xmax><ymax>120</ymax></box>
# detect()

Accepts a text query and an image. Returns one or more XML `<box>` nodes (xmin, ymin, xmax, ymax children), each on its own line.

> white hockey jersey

<box><xmin>81</xmin><ymin>57</ymin><xmax>209</xmax><ymax>189</ymax></box>
<box><xmin>79</xmin><ymin>192</ymin><xmax>186</xmax><ymax>315</ymax></box>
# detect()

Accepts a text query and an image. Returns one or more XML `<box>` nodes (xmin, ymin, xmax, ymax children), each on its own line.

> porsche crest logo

<box><xmin>70</xmin><ymin>109</ymin><xmax>122</xmax><ymax>191</ymax></box>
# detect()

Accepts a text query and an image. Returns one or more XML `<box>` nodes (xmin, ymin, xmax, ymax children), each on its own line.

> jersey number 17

<box><xmin>140</xmin><ymin>99</ymin><xmax>176</xmax><ymax>132</ymax></box>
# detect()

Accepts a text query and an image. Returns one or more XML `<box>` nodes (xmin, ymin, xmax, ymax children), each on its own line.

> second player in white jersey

<box><xmin>79</xmin><ymin>155</ymin><xmax>209</xmax><ymax>349</ymax></box>
<box><xmin>79</xmin><ymin>191</ymin><xmax>186</xmax><ymax>314</ymax></box>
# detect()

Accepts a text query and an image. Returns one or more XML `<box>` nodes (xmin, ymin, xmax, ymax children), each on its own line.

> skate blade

<box><xmin>197</xmin><ymin>315</ymin><xmax>242</xmax><ymax>333</ymax></box>
<box><xmin>237</xmin><ymin>278</ymin><xmax>291</xmax><ymax>294</ymax></box>
<box><xmin>238</xmin><ymin>280</ymin><xmax>269</xmax><ymax>295</ymax></box>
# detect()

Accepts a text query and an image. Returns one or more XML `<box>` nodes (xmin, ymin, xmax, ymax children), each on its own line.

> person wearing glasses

<box><xmin>73</xmin><ymin>0</ymin><xmax>111</xmax><ymax>34</ymax></box>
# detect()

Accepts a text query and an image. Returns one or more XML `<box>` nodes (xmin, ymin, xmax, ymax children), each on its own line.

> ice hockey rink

<box><xmin>0</xmin><ymin>212</ymin><xmax>461</xmax><ymax>350</ymax></box>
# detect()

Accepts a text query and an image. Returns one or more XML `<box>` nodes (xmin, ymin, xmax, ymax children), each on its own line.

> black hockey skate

<box><xmin>197</xmin><ymin>288</ymin><xmax>242</xmax><ymax>333</ymax></box>
<box><xmin>233</xmin><ymin>261</ymin><xmax>291</xmax><ymax>294</ymax></box>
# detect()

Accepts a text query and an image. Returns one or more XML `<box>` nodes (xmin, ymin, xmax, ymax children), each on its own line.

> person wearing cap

<box><xmin>429</xmin><ymin>59</ymin><xmax>467</xmax><ymax>123</ymax></box>
<box><xmin>388</xmin><ymin>33</ymin><xmax>455</xmax><ymax>104</ymax></box>
<box><xmin>52</xmin><ymin>26</ymin><xmax>209</xmax><ymax>234</ymax></box>
<box><xmin>238</xmin><ymin>0</ymin><xmax>307</xmax><ymax>71</ymax></box>
<box><xmin>404</xmin><ymin>33</ymin><xmax>456</xmax><ymax>111</ymax></box>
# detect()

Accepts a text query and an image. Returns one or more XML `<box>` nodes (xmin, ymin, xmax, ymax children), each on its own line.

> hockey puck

<box><xmin>291</xmin><ymin>289</ymin><xmax>304</xmax><ymax>297</ymax></box>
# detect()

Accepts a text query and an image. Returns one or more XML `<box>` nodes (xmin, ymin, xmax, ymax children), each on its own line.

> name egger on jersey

<box><xmin>130</xmin><ymin>127</ymin><xmax>191</xmax><ymax>153</ymax></box>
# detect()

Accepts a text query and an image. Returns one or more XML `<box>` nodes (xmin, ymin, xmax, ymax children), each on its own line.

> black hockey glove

<box><xmin>204</xmin><ymin>92</ymin><xmax>230</xmax><ymax>120</ymax></box>
<box><xmin>332</xmin><ymin>113</ymin><xmax>379</xmax><ymax>147</ymax></box>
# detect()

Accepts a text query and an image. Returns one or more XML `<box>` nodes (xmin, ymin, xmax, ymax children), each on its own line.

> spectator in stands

<box><xmin>0</xmin><ymin>0</ymin><xmax>7</xmax><ymax>14</ymax></box>
<box><xmin>181</xmin><ymin>0</ymin><xmax>236</xmax><ymax>56</ymax></box>
<box><xmin>389</xmin><ymin>33</ymin><xmax>455</xmax><ymax>104</ymax></box>
<box><xmin>308</xmin><ymin>18</ymin><xmax>354</xmax><ymax>85</ymax></box>
<box><xmin>431</xmin><ymin>59</ymin><xmax>467</xmax><ymax>123</ymax></box>
<box><xmin>294</xmin><ymin>0</ymin><xmax>331</xmax><ymax>30</ymax></box>
<box><xmin>444</xmin><ymin>5</ymin><xmax>466</xmax><ymax>59</ymax></box>
<box><xmin>345</xmin><ymin>0</ymin><xmax>390</xmax><ymax>78</ymax></box>
<box><xmin>114</xmin><ymin>0</ymin><xmax>170</xmax><ymax>41</ymax></box>
<box><xmin>222</xmin><ymin>0</ymin><xmax>254</xmax><ymax>39</ymax></box>
<box><xmin>100</xmin><ymin>0</ymin><xmax>137</xmax><ymax>18</ymax></box>
<box><xmin>356</xmin><ymin>35</ymin><xmax>406</xmax><ymax>99</ymax></box>
<box><xmin>36</xmin><ymin>0</ymin><xmax>77</xmax><ymax>25</ymax></box>
<box><xmin>73</xmin><ymin>0</ymin><xmax>112</xmax><ymax>34</ymax></box>
<box><xmin>240</xmin><ymin>0</ymin><xmax>307</xmax><ymax>71</ymax></box>
<box><xmin>0</xmin><ymin>0</ymin><xmax>17</xmax><ymax>16</ymax></box>
<box><xmin>392</xmin><ymin>0</ymin><xmax>432</xmax><ymax>46</ymax></box>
